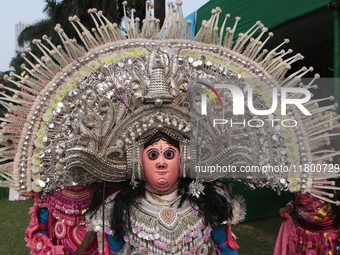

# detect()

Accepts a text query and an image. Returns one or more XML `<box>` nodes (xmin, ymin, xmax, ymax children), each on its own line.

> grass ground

<box><xmin>0</xmin><ymin>189</ymin><xmax>33</xmax><ymax>255</ymax></box>
<box><xmin>232</xmin><ymin>215</ymin><xmax>285</xmax><ymax>255</ymax></box>
<box><xmin>0</xmin><ymin>188</ymin><xmax>286</xmax><ymax>255</ymax></box>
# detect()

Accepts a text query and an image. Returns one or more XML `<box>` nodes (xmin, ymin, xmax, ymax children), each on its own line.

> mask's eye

<box><xmin>164</xmin><ymin>150</ymin><xmax>175</xmax><ymax>159</ymax></box>
<box><xmin>148</xmin><ymin>150</ymin><xmax>159</xmax><ymax>160</ymax></box>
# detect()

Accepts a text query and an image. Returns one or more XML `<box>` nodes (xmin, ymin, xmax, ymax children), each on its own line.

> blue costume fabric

<box><xmin>37</xmin><ymin>208</ymin><xmax>49</xmax><ymax>237</ymax></box>
<box><xmin>107</xmin><ymin>235</ymin><xmax>124</xmax><ymax>254</ymax></box>
<box><xmin>211</xmin><ymin>224</ymin><xmax>238</xmax><ymax>255</ymax></box>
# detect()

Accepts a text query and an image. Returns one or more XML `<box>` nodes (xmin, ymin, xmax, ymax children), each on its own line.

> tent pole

<box><xmin>332</xmin><ymin>4</ymin><xmax>340</xmax><ymax>149</ymax></box>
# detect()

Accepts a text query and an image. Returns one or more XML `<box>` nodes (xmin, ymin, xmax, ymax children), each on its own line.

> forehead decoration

<box><xmin>0</xmin><ymin>1</ymin><xmax>339</xmax><ymax>204</ymax></box>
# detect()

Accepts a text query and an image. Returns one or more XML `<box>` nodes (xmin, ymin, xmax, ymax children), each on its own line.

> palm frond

<box><xmin>17</xmin><ymin>19</ymin><xmax>53</xmax><ymax>47</ymax></box>
<box><xmin>43</xmin><ymin>0</ymin><xmax>58</xmax><ymax>18</ymax></box>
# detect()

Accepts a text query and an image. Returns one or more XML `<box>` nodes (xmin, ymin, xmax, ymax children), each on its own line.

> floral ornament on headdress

<box><xmin>189</xmin><ymin>180</ymin><xmax>205</xmax><ymax>198</ymax></box>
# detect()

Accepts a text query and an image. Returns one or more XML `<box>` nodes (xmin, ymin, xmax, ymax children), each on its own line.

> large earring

<box><xmin>138</xmin><ymin>144</ymin><xmax>145</xmax><ymax>181</ymax></box>
<box><xmin>129</xmin><ymin>138</ymin><xmax>139</xmax><ymax>189</ymax></box>
<box><xmin>179</xmin><ymin>142</ymin><xmax>187</xmax><ymax>178</ymax></box>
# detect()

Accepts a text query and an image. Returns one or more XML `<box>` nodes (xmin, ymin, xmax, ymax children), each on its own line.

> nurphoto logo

<box><xmin>200</xmin><ymin>83</ymin><xmax>311</xmax><ymax>116</ymax></box>
<box><xmin>199</xmin><ymin>83</ymin><xmax>312</xmax><ymax>128</ymax></box>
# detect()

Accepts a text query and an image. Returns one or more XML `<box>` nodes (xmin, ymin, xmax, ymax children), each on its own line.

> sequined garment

<box><xmin>88</xmin><ymin>191</ymin><xmax>216</xmax><ymax>255</ymax></box>
<box><xmin>294</xmin><ymin>192</ymin><xmax>339</xmax><ymax>255</ymax></box>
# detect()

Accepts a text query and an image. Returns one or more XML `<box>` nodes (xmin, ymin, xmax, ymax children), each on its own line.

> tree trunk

<box><xmin>154</xmin><ymin>0</ymin><xmax>165</xmax><ymax>27</ymax></box>
<box><xmin>111</xmin><ymin>0</ymin><xmax>118</xmax><ymax>24</ymax></box>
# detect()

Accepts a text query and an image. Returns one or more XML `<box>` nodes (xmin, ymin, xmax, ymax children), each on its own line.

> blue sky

<box><xmin>0</xmin><ymin>0</ymin><xmax>46</xmax><ymax>71</ymax></box>
<box><xmin>0</xmin><ymin>0</ymin><xmax>208</xmax><ymax>72</ymax></box>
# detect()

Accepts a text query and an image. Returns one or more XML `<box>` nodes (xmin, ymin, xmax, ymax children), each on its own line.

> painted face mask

<box><xmin>142</xmin><ymin>139</ymin><xmax>180</xmax><ymax>194</ymax></box>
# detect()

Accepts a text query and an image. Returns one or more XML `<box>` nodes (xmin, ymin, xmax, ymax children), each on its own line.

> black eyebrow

<box><xmin>146</xmin><ymin>148</ymin><xmax>159</xmax><ymax>153</ymax></box>
<box><xmin>164</xmin><ymin>147</ymin><xmax>176</xmax><ymax>153</ymax></box>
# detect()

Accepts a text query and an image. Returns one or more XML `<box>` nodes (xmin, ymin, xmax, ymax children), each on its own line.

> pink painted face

<box><xmin>142</xmin><ymin>139</ymin><xmax>180</xmax><ymax>193</ymax></box>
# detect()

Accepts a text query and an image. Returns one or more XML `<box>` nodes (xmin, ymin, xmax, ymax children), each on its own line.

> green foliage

<box><xmin>0</xmin><ymin>71</ymin><xmax>11</xmax><ymax>87</ymax></box>
<box><xmin>9</xmin><ymin>51</ymin><xmax>29</xmax><ymax>75</ymax></box>
<box><xmin>17</xmin><ymin>19</ymin><xmax>53</xmax><ymax>47</ymax></box>
<box><xmin>0</xmin><ymin>71</ymin><xmax>10</xmax><ymax>117</ymax></box>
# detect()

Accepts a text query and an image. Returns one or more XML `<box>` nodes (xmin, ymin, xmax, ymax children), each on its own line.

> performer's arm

<box><xmin>279</xmin><ymin>199</ymin><xmax>294</xmax><ymax>218</ymax></box>
<box><xmin>106</xmin><ymin>234</ymin><xmax>125</xmax><ymax>254</ymax></box>
<box><xmin>96</xmin><ymin>231</ymin><xmax>125</xmax><ymax>255</ymax></box>
<box><xmin>75</xmin><ymin>231</ymin><xmax>124</xmax><ymax>255</ymax></box>
<box><xmin>36</xmin><ymin>208</ymin><xmax>49</xmax><ymax>237</ymax></box>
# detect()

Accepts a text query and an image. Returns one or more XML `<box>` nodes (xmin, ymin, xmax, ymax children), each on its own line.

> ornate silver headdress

<box><xmin>1</xmin><ymin>1</ymin><xmax>339</xmax><ymax>203</ymax></box>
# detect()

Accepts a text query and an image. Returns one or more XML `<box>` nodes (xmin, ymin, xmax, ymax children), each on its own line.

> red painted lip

<box><xmin>156</xmin><ymin>171</ymin><xmax>168</xmax><ymax>175</ymax></box>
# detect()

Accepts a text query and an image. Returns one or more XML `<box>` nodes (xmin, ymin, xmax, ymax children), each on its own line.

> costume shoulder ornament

<box><xmin>1</xmin><ymin>1</ymin><xmax>339</xmax><ymax>203</ymax></box>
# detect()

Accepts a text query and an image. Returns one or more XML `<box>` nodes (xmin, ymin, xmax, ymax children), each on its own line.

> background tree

<box><xmin>0</xmin><ymin>71</ymin><xmax>18</xmax><ymax>117</ymax></box>
<box><xmin>154</xmin><ymin>0</ymin><xmax>165</xmax><ymax>27</ymax></box>
<box><xmin>9</xmin><ymin>52</ymin><xmax>26</xmax><ymax>75</ymax></box>
<box><xmin>12</xmin><ymin>0</ymin><xmax>146</xmax><ymax>73</ymax></box>
<box><xmin>18</xmin><ymin>0</ymin><xmax>147</xmax><ymax>48</ymax></box>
